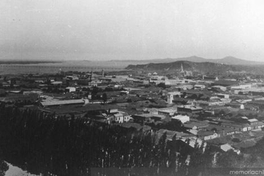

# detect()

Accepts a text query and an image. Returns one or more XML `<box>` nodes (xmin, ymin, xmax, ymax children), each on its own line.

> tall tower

<box><xmin>181</xmin><ymin>64</ymin><xmax>184</xmax><ymax>73</ymax></box>
<box><xmin>90</xmin><ymin>70</ymin><xmax>93</xmax><ymax>82</ymax></box>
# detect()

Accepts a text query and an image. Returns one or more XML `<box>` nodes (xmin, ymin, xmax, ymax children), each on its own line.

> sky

<box><xmin>1</xmin><ymin>0</ymin><xmax>264</xmax><ymax>61</ymax></box>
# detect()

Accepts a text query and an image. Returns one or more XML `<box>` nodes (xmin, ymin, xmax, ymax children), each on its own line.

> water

<box><xmin>0</xmin><ymin>63</ymin><xmax>124</xmax><ymax>75</ymax></box>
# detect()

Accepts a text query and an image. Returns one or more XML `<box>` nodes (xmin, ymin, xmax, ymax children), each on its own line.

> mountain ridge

<box><xmin>109</xmin><ymin>56</ymin><xmax>264</xmax><ymax>66</ymax></box>
<box><xmin>125</xmin><ymin>60</ymin><xmax>264</xmax><ymax>75</ymax></box>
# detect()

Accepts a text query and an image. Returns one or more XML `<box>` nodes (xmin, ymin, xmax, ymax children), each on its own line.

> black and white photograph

<box><xmin>1</xmin><ymin>0</ymin><xmax>264</xmax><ymax>176</ymax></box>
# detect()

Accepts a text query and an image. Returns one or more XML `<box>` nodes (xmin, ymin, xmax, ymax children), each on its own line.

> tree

<box><xmin>102</xmin><ymin>93</ymin><xmax>107</xmax><ymax>104</ymax></box>
<box><xmin>157</xmin><ymin>83</ymin><xmax>166</xmax><ymax>89</ymax></box>
<box><xmin>0</xmin><ymin>160</ymin><xmax>8</xmax><ymax>176</ymax></box>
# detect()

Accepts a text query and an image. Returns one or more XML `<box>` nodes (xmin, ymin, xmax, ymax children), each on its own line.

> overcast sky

<box><xmin>1</xmin><ymin>0</ymin><xmax>264</xmax><ymax>61</ymax></box>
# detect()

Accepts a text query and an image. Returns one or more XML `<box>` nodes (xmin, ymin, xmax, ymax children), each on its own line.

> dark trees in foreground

<box><xmin>0</xmin><ymin>104</ymin><xmax>212</xmax><ymax>176</ymax></box>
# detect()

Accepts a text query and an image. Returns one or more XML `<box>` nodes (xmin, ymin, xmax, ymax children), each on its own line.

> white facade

<box><xmin>167</xmin><ymin>92</ymin><xmax>181</xmax><ymax>104</ymax></box>
<box><xmin>172</xmin><ymin>115</ymin><xmax>190</xmax><ymax>123</ymax></box>
<box><xmin>231</xmin><ymin>84</ymin><xmax>252</xmax><ymax>90</ymax></box>
<box><xmin>194</xmin><ymin>84</ymin><xmax>206</xmax><ymax>89</ymax></box>
<box><xmin>66</xmin><ymin>87</ymin><xmax>76</xmax><ymax>92</ymax></box>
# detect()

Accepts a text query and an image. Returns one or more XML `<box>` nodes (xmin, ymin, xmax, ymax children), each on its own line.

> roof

<box><xmin>212</xmin><ymin>80</ymin><xmax>239</xmax><ymax>87</ymax></box>
<box><xmin>157</xmin><ymin>108</ymin><xmax>177</xmax><ymax>114</ymax></box>
<box><xmin>220</xmin><ymin>143</ymin><xmax>233</xmax><ymax>152</ymax></box>
<box><xmin>41</xmin><ymin>99</ymin><xmax>85</xmax><ymax>107</ymax></box>
<box><xmin>184</xmin><ymin>121</ymin><xmax>209</xmax><ymax>129</ymax></box>
<box><xmin>167</xmin><ymin>91</ymin><xmax>181</xmax><ymax>95</ymax></box>
<box><xmin>178</xmin><ymin>105</ymin><xmax>203</xmax><ymax>110</ymax></box>
<box><xmin>248</xmin><ymin>100</ymin><xmax>264</xmax><ymax>105</ymax></box>
<box><xmin>172</xmin><ymin>115</ymin><xmax>189</xmax><ymax>120</ymax></box>
<box><xmin>132</xmin><ymin>113</ymin><xmax>166</xmax><ymax>119</ymax></box>
<box><xmin>197</xmin><ymin>130</ymin><xmax>214</xmax><ymax>136</ymax></box>
<box><xmin>116</xmin><ymin>123</ymin><xmax>151</xmax><ymax>131</ymax></box>
<box><xmin>221</xmin><ymin>122</ymin><xmax>249</xmax><ymax>128</ymax></box>
<box><xmin>248</xmin><ymin>118</ymin><xmax>258</xmax><ymax>123</ymax></box>
<box><xmin>157</xmin><ymin>129</ymin><xmax>192</xmax><ymax>140</ymax></box>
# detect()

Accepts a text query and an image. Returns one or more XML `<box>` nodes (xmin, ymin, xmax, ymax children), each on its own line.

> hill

<box><xmin>126</xmin><ymin>60</ymin><xmax>264</xmax><ymax>75</ymax></box>
<box><xmin>213</xmin><ymin>56</ymin><xmax>264</xmax><ymax>65</ymax></box>
<box><xmin>111</xmin><ymin>56</ymin><xmax>264</xmax><ymax>66</ymax></box>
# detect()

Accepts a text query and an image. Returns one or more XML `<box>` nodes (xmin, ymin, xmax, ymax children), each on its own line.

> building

<box><xmin>230</xmin><ymin>84</ymin><xmax>252</xmax><ymax>90</ymax></box>
<box><xmin>167</xmin><ymin>91</ymin><xmax>181</xmax><ymax>104</ymax></box>
<box><xmin>211</xmin><ymin>85</ymin><xmax>227</xmax><ymax>92</ymax></box>
<box><xmin>197</xmin><ymin>131</ymin><xmax>219</xmax><ymax>141</ymax></box>
<box><xmin>51</xmin><ymin>81</ymin><xmax>63</xmax><ymax>85</ymax></box>
<box><xmin>184</xmin><ymin>120</ymin><xmax>209</xmax><ymax>130</ymax></box>
<box><xmin>132</xmin><ymin>114</ymin><xmax>166</xmax><ymax>125</ymax></box>
<box><xmin>194</xmin><ymin>84</ymin><xmax>206</xmax><ymax>90</ymax></box>
<box><xmin>203</xmin><ymin>75</ymin><xmax>219</xmax><ymax>81</ymax></box>
<box><xmin>40</xmin><ymin>99</ymin><xmax>89</xmax><ymax>107</ymax></box>
<box><xmin>65</xmin><ymin>87</ymin><xmax>76</xmax><ymax>92</ymax></box>
<box><xmin>177</xmin><ymin>105</ymin><xmax>203</xmax><ymax>115</ymax></box>
<box><xmin>171</xmin><ymin>115</ymin><xmax>190</xmax><ymax>124</ymax></box>
<box><xmin>157</xmin><ymin>107</ymin><xmax>177</xmax><ymax>116</ymax></box>
<box><xmin>216</xmin><ymin>93</ymin><xmax>230</xmax><ymax>99</ymax></box>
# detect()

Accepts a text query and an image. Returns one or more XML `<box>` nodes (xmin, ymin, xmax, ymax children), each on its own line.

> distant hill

<box><xmin>212</xmin><ymin>56</ymin><xmax>264</xmax><ymax>65</ymax></box>
<box><xmin>111</xmin><ymin>56</ymin><xmax>264</xmax><ymax>66</ymax></box>
<box><xmin>0</xmin><ymin>60</ymin><xmax>62</xmax><ymax>64</ymax></box>
<box><xmin>126</xmin><ymin>61</ymin><xmax>233</xmax><ymax>73</ymax></box>
<box><xmin>126</xmin><ymin>60</ymin><xmax>264</xmax><ymax>75</ymax></box>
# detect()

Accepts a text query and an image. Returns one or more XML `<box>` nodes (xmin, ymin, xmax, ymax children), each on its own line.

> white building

<box><xmin>194</xmin><ymin>84</ymin><xmax>206</xmax><ymax>90</ymax></box>
<box><xmin>167</xmin><ymin>91</ymin><xmax>181</xmax><ymax>104</ymax></box>
<box><xmin>231</xmin><ymin>84</ymin><xmax>252</xmax><ymax>90</ymax></box>
<box><xmin>66</xmin><ymin>87</ymin><xmax>76</xmax><ymax>92</ymax></box>
<box><xmin>171</xmin><ymin>115</ymin><xmax>190</xmax><ymax>123</ymax></box>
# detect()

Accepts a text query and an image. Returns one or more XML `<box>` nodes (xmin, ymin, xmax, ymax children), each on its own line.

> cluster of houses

<box><xmin>1</xmin><ymin>69</ymin><xmax>264</xmax><ymax>152</ymax></box>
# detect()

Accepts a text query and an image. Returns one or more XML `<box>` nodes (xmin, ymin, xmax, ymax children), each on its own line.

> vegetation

<box><xmin>0</xmin><ymin>103</ymin><xmax>214</xmax><ymax>176</ymax></box>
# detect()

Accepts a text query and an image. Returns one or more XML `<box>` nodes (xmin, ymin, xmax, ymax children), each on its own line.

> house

<box><xmin>167</xmin><ymin>91</ymin><xmax>181</xmax><ymax>104</ymax></box>
<box><xmin>40</xmin><ymin>99</ymin><xmax>89</xmax><ymax>107</ymax></box>
<box><xmin>117</xmin><ymin>122</ymin><xmax>152</xmax><ymax>131</ymax></box>
<box><xmin>203</xmin><ymin>75</ymin><xmax>219</xmax><ymax>81</ymax></box>
<box><xmin>247</xmin><ymin>119</ymin><xmax>264</xmax><ymax>130</ymax></box>
<box><xmin>113</xmin><ymin>113</ymin><xmax>124</xmax><ymax>123</ymax></box>
<box><xmin>177</xmin><ymin>105</ymin><xmax>203</xmax><ymax>115</ymax></box>
<box><xmin>165</xmin><ymin>79</ymin><xmax>182</xmax><ymax>86</ymax></box>
<box><xmin>247</xmin><ymin>100</ymin><xmax>264</xmax><ymax>111</ymax></box>
<box><xmin>230</xmin><ymin>84</ymin><xmax>252</xmax><ymax>90</ymax></box>
<box><xmin>221</xmin><ymin>122</ymin><xmax>244</xmax><ymax>132</ymax></box>
<box><xmin>65</xmin><ymin>87</ymin><xmax>76</xmax><ymax>92</ymax></box>
<box><xmin>157</xmin><ymin>107</ymin><xmax>177</xmax><ymax>116</ymax></box>
<box><xmin>132</xmin><ymin>113</ymin><xmax>166</xmax><ymax>125</ymax></box>
<box><xmin>197</xmin><ymin>131</ymin><xmax>219</xmax><ymax>141</ymax></box>
<box><xmin>211</xmin><ymin>85</ymin><xmax>227</xmax><ymax>92</ymax></box>
<box><xmin>220</xmin><ymin>143</ymin><xmax>233</xmax><ymax>152</ymax></box>
<box><xmin>220</xmin><ymin>143</ymin><xmax>241</xmax><ymax>154</ymax></box>
<box><xmin>66</xmin><ymin>75</ymin><xmax>79</xmax><ymax>80</ymax></box>
<box><xmin>194</xmin><ymin>84</ymin><xmax>206</xmax><ymax>90</ymax></box>
<box><xmin>109</xmin><ymin>110</ymin><xmax>132</xmax><ymax>123</ymax></box>
<box><xmin>171</xmin><ymin>115</ymin><xmax>190</xmax><ymax>124</ymax></box>
<box><xmin>212</xmin><ymin>80</ymin><xmax>239</xmax><ymax>87</ymax></box>
<box><xmin>51</xmin><ymin>81</ymin><xmax>63</xmax><ymax>85</ymax></box>
<box><xmin>184</xmin><ymin>120</ymin><xmax>209</xmax><ymax>130</ymax></box>
<box><xmin>174</xmin><ymin>84</ymin><xmax>194</xmax><ymax>90</ymax></box>
<box><xmin>156</xmin><ymin>129</ymin><xmax>194</xmax><ymax>141</ymax></box>
<box><xmin>23</xmin><ymin>90</ymin><xmax>43</xmax><ymax>95</ymax></box>
<box><xmin>216</xmin><ymin>93</ymin><xmax>230</xmax><ymax>99</ymax></box>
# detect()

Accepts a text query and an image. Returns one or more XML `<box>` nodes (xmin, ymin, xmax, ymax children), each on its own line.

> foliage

<box><xmin>0</xmin><ymin>104</ymin><xmax>215</xmax><ymax>176</ymax></box>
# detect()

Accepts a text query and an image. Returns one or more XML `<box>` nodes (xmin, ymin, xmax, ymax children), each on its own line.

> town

<box><xmin>1</xmin><ymin>63</ymin><xmax>264</xmax><ymax>153</ymax></box>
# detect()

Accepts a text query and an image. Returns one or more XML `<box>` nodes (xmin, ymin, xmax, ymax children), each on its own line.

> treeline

<box><xmin>0</xmin><ymin>104</ymin><xmax>213</xmax><ymax>176</ymax></box>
